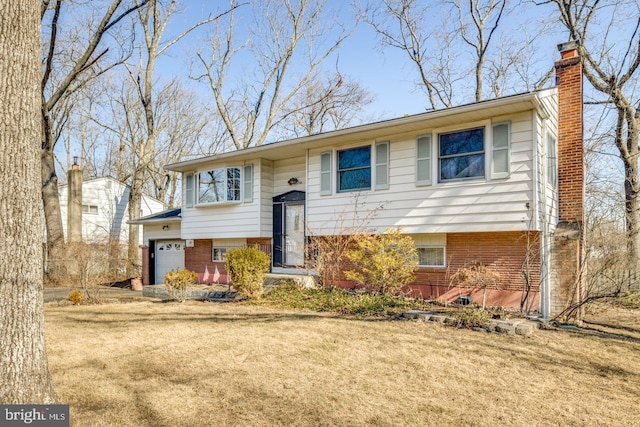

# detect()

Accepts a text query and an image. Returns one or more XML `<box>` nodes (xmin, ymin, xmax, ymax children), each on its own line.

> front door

<box><xmin>273</xmin><ymin>191</ymin><xmax>305</xmax><ymax>268</ymax></box>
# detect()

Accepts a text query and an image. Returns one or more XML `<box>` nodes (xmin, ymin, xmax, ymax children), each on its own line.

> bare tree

<box><xmin>0</xmin><ymin>0</ymin><xmax>57</xmax><ymax>403</ymax></box>
<box><xmin>360</xmin><ymin>0</ymin><xmax>456</xmax><ymax>109</ymax></box>
<box><xmin>41</xmin><ymin>0</ymin><xmax>146</xmax><ymax>255</ymax></box>
<box><xmin>278</xmin><ymin>73</ymin><xmax>375</xmax><ymax>138</ymax></box>
<box><xmin>362</xmin><ymin>0</ymin><xmax>551</xmax><ymax>108</ymax></box>
<box><xmin>195</xmin><ymin>0</ymin><xmax>354</xmax><ymax>149</ymax></box>
<box><xmin>545</xmin><ymin>0</ymin><xmax>640</xmax><ymax>263</ymax></box>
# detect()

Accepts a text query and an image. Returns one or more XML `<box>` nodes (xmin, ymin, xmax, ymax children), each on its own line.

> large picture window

<box><xmin>338</xmin><ymin>146</ymin><xmax>371</xmax><ymax>192</ymax></box>
<box><xmin>198</xmin><ymin>167</ymin><xmax>241</xmax><ymax>203</ymax></box>
<box><xmin>439</xmin><ymin>128</ymin><xmax>485</xmax><ymax>182</ymax></box>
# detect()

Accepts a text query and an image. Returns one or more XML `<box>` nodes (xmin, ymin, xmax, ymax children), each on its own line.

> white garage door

<box><xmin>155</xmin><ymin>240</ymin><xmax>185</xmax><ymax>284</ymax></box>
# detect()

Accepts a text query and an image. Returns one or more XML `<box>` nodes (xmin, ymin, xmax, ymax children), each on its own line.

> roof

<box><xmin>165</xmin><ymin>88</ymin><xmax>556</xmax><ymax>172</ymax></box>
<box><xmin>128</xmin><ymin>208</ymin><xmax>181</xmax><ymax>225</ymax></box>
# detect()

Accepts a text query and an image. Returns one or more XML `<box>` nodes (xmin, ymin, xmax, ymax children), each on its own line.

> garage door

<box><xmin>155</xmin><ymin>240</ymin><xmax>185</xmax><ymax>284</ymax></box>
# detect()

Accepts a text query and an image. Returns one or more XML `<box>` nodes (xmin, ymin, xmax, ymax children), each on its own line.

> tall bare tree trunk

<box><xmin>0</xmin><ymin>0</ymin><xmax>57</xmax><ymax>403</ymax></box>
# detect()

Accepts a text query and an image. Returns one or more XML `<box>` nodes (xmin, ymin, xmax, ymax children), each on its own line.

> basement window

<box><xmin>82</xmin><ymin>204</ymin><xmax>98</xmax><ymax>214</ymax></box>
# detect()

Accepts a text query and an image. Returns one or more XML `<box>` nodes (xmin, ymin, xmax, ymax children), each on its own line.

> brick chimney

<box><xmin>67</xmin><ymin>156</ymin><xmax>83</xmax><ymax>242</ymax></box>
<box><xmin>555</xmin><ymin>41</ymin><xmax>585</xmax><ymax>224</ymax></box>
<box><xmin>549</xmin><ymin>41</ymin><xmax>586</xmax><ymax>319</ymax></box>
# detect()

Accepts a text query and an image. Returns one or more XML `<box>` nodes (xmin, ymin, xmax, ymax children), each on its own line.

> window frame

<box><xmin>195</xmin><ymin>166</ymin><xmax>243</xmax><ymax>205</ymax></box>
<box><xmin>416</xmin><ymin>246</ymin><xmax>446</xmax><ymax>268</ymax></box>
<box><xmin>438</xmin><ymin>127</ymin><xmax>486</xmax><ymax>183</ymax></box>
<box><xmin>82</xmin><ymin>204</ymin><xmax>98</xmax><ymax>215</ymax></box>
<box><xmin>337</xmin><ymin>145</ymin><xmax>372</xmax><ymax>193</ymax></box>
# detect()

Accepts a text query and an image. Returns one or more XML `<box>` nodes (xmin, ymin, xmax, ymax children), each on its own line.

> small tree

<box><xmin>225</xmin><ymin>246</ymin><xmax>271</xmax><ymax>300</ymax></box>
<box><xmin>164</xmin><ymin>269</ymin><xmax>197</xmax><ymax>303</ymax></box>
<box><xmin>450</xmin><ymin>262</ymin><xmax>502</xmax><ymax>310</ymax></box>
<box><xmin>345</xmin><ymin>229</ymin><xmax>418</xmax><ymax>295</ymax></box>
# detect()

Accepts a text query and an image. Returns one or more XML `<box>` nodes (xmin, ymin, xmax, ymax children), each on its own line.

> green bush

<box><xmin>165</xmin><ymin>269</ymin><xmax>198</xmax><ymax>302</ymax></box>
<box><xmin>226</xmin><ymin>246</ymin><xmax>271</xmax><ymax>300</ymax></box>
<box><xmin>344</xmin><ymin>229</ymin><xmax>418</xmax><ymax>295</ymax></box>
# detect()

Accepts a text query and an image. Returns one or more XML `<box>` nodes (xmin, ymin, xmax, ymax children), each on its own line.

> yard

<box><xmin>45</xmin><ymin>300</ymin><xmax>640</xmax><ymax>426</ymax></box>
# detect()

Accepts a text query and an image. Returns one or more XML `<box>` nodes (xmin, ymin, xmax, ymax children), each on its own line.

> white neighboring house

<box><xmin>58</xmin><ymin>176</ymin><xmax>166</xmax><ymax>245</ymax></box>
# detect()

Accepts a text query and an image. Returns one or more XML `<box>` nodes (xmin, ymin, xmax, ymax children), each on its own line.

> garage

<box><xmin>155</xmin><ymin>240</ymin><xmax>185</xmax><ymax>284</ymax></box>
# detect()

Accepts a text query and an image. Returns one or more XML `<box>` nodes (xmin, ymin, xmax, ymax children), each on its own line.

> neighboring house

<box><xmin>138</xmin><ymin>42</ymin><xmax>585</xmax><ymax>318</ymax></box>
<box><xmin>58</xmin><ymin>175</ymin><xmax>166</xmax><ymax>246</ymax></box>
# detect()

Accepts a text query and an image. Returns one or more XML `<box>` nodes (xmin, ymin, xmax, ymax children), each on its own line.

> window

<box><xmin>338</xmin><ymin>146</ymin><xmax>371</xmax><ymax>192</ymax></box>
<box><xmin>416</xmin><ymin>135</ymin><xmax>432</xmax><ymax>185</ymax></box>
<box><xmin>82</xmin><ymin>204</ymin><xmax>98</xmax><ymax>214</ymax></box>
<box><xmin>320</xmin><ymin>151</ymin><xmax>332</xmax><ymax>195</ymax></box>
<box><xmin>198</xmin><ymin>167</ymin><xmax>241</xmax><ymax>204</ymax></box>
<box><xmin>547</xmin><ymin>134</ymin><xmax>557</xmax><ymax>188</ymax></box>
<box><xmin>212</xmin><ymin>245</ymin><xmax>242</xmax><ymax>262</ymax></box>
<box><xmin>243</xmin><ymin>164</ymin><xmax>253</xmax><ymax>202</ymax></box>
<box><xmin>185</xmin><ymin>173</ymin><xmax>194</xmax><ymax>207</ymax></box>
<box><xmin>439</xmin><ymin>128</ymin><xmax>485</xmax><ymax>182</ymax></box>
<box><xmin>417</xmin><ymin>246</ymin><xmax>445</xmax><ymax>267</ymax></box>
<box><xmin>491</xmin><ymin>121</ymin><xmax>510</xmax><ymax>178</ymax></box>
<box><xmin>375</xmin><ymin>141</ymin><xmax>389</xmax><ymax>189</ymax></box>
<box><xmin>212</xmin><ymin>247</ymin><xmax>228</xmax><ymax>262</ymax></box>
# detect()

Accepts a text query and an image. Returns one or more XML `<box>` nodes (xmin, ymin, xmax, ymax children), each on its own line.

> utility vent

<box><xmin>456</xmin><ymin>296</ymin><xmax>473</xmax><ymax>305</ymax></box>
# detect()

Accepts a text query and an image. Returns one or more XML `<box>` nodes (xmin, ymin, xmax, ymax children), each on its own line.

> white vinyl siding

<box><xmin>243</xmin><ymin>164</ymin><xmax>253</xmax><ymax>202</ymax></box>
<box><xmin>306</xmin><ymin>110</ymin><xmax>538</xmax><ymax>235</ymax></box>
<box><xmin>416</xmin><ymin>135</ymin><xmax>432</xmax><ymax>185</ymax></box>
<box><xmin>375</xmin><ymin>141</ymin><xmax>389</xmax><ymax>190</ymax></box>
<box><xmin>492</xmin><ymin>121</ymin><xmax>511</xmax><ymax>178</ymax></box>
<box><xmin>320</xmin><ymin>151</ymin><xmax>332</xmax><ymax>195</ymax></box>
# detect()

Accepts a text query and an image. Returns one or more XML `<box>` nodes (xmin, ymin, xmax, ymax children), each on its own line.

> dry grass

<box><xmin>45</xmin><ymin>301</ymin><xmax>640</xmax><ymax>426</ymax></box>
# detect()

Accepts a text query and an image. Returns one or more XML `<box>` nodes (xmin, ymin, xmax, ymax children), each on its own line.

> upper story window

<box><xmin>197</xmin><ymin>167</ymin><xmax>241</xmax><ymax>204</ymax></box>
<box><xmin>338</xmin><ymin>146</ymin><xmax>371</xmax><ymax>192</ymax></box>
<box><xmin>439</xmin><ymin>127</ymin><xmax>485</xmax><ymax>182</ymax></box>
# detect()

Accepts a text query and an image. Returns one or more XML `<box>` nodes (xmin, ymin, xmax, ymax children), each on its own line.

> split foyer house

<box><xmin>136</xmin><ymin>42</ymin><xmax>585</xmax><ymax>318</ymax></box>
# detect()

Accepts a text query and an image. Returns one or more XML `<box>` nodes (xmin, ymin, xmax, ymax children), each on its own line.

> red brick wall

<box><xmin>185</xmin><ymin>239</ymin><xmax>273</xmax><ymax>283</ymax></box>
<box><xmin>141</xmin><ymin>246</ymin><xmax>150</xmax><ymax>285</ymax></box>
<box><xmin>326</xmin><ymin>231</ymin><xmax>541</xmax><ymax>310</ymax></box>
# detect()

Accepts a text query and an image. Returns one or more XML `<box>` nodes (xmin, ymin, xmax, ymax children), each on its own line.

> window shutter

<box><xmin>547</xmin><ymin>134</ymin><xmax>557</xmax><ymax>188</ymax></box>
<box><xmin>492</xmin><ymin>121</ymin><xmax>510</xmax><ymax>178</ymax></box>
<box><xmin>243</xmin><ymin>164</ymin><xmax>253</xmax><ymax>202</ymax></box>
<box><xmin>320</xmin><ymin>151</ymin><xmax>332</xmax><ymax>195</ymax></box>
<box><xmin>185</xmin><ymin>173</ymin><xmax>194</xmax><ymax>207</ymax></box>
<box><xmin>416</xmin><ymin>135</ymin><xmax>432</xmax><ymax>185</ymax></box>
<box><xmin>375</xmin><ymin>141</ymin><xmax>389</xmax><ymax>189</ymax></box>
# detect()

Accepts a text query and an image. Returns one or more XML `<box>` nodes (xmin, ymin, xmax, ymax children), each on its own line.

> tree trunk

<box><xmin>41</xmin><ymin>142</ymin><xmax>65</xmax><ymax>254</ymax></box>
<box><xmin>623</xmin><ymin>127</ymin><xmax>640</xmax><ymax>264</ymax></box>
<box><xmin>127</xmin><ymin>169</ymin><xmax>143</xmax><ymax>277</ymax></box>
<box><xmin>0</xmin><ymin>0</ymin><xmax>57</xmax><ymax>403</ymax></box>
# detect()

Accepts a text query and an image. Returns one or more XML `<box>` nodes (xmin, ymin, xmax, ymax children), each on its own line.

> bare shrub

<box><xmin>450</xmin><ymin>263</ymin><xmax>502</xmax><ymax>310</ymax></box>
<box><xmin>164</xmin><ymin>269</ymin><xmax>198</xmax><ymax>303</ymax></box>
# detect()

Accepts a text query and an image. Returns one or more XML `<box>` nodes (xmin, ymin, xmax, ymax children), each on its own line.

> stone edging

<box><xmin>402</xmin><ymin>310</ymin><xmax>544</xmax><ymax>336</ymax></box>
